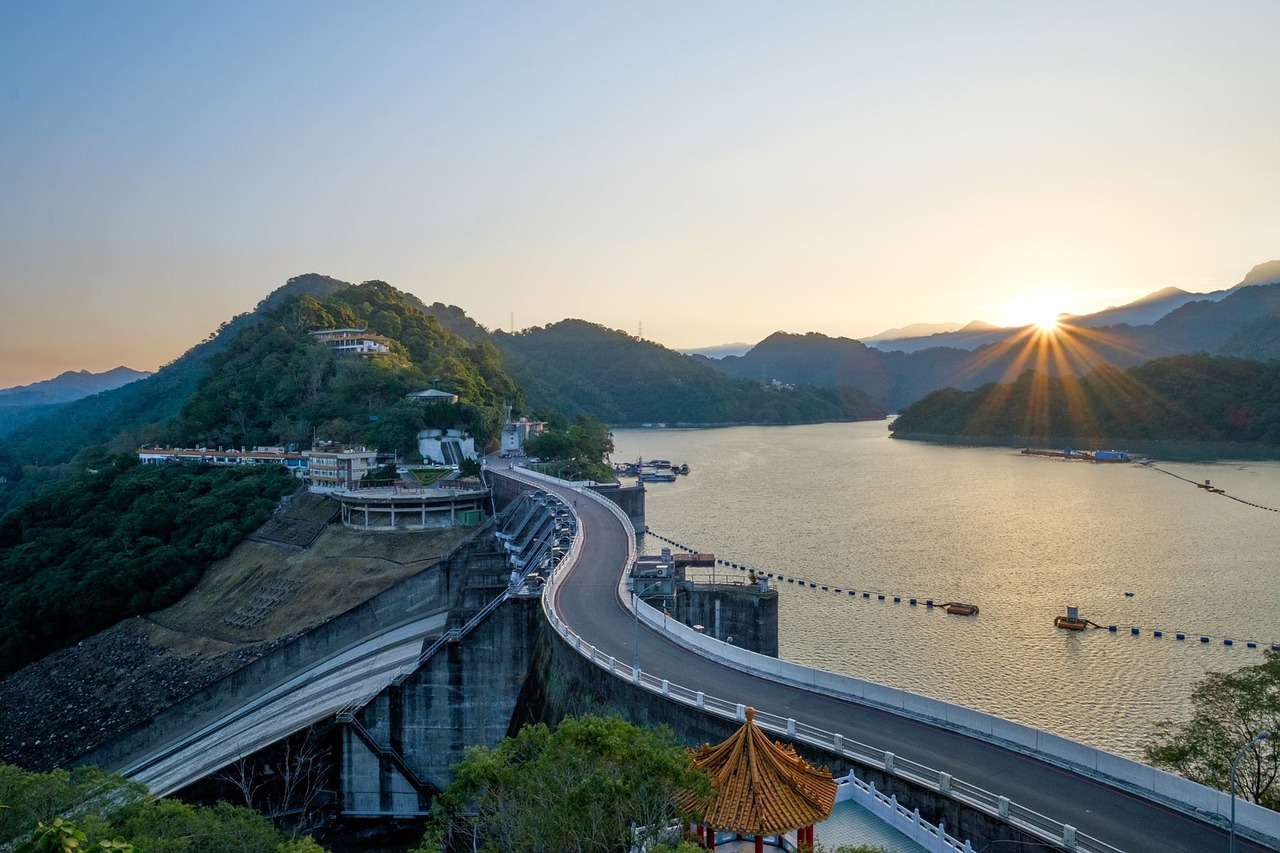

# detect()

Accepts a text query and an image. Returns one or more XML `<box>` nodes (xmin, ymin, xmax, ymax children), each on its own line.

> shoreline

<box><xmin>889</xmin><ymin>430</ymin><xmax>1280</xmax><ymax>462</ymax></box>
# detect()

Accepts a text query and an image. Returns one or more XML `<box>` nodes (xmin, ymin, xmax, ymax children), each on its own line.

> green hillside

<box><xmin>494</xmin><ymin>320</ymin><xmax>885</xmax><ymax>425</ymax></box>
<box><xmin>890</xmin><ymin>354</ymin><xmax>1280</xmax><ymax>445</ymax></box>
<box><xmin>0</xmin><ymin>456</ymin><xmax>299</xmax><ymax>677</ymax></box>
<box><xmin>173</xmin><ymin>281</ymin><xmax>519</xmax><ymax>457</ymax></box>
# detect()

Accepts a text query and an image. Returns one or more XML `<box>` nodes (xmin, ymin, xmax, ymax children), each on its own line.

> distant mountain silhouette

<box><xmin>1063</xmin><ymin>286</ymin><xmax>1216</xmax><ymax>330</ymax></box>
<box><xmin>678</xmin><ymin>342</ymin><xmax>756</xmax><ymax>359</ymax></box>
<box><xmin>863</xmin><ymin>321</ymin><xmax>963</xmax><ymax>343</ymax></box>
<box><xmin>1235</xmin><ymin>259</ymin><xmax>1280</xmax><ymax>289</ymax></box>
<box><xmin>0</xmin><ymin>366</ymin><xmax>150</xmax><ymax>407</ymax></box>
<box><xmin>867</xmin><ymin>320</ymin><xmax>1007</xmax><ymax>353</ymax></box>
<box><xmin>707</xmin><ymin>265</ymin><xmax>1280</xmax><ymax>410</ymax></box>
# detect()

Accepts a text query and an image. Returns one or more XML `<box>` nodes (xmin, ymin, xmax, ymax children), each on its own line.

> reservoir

<box><xmin>612</xmin><ymin>421</ymin><xmax>1280</xmax><ymax>759</ymax></box>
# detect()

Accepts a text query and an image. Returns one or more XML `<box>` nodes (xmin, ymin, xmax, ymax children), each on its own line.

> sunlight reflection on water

<box><xmin>613</xmin><ymin>422</ymin><xmax>1280</xmax><ymax>759</ymax></box>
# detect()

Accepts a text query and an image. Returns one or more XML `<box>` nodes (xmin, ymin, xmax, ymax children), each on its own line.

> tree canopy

<box><xmin>426</xmin><ymin>716</ymin><xmax>709</xmax><ymax>853</ymax></box>
<box><xmin>1146</xmin><ymin>650</ymin><xmax>1280</xmax><ymax>807</ymax></box>
<box><xmin>0</xmin><ymin>762</ymin><xmax>326</xmax><ymax>853</ymax></box>
<box><xmin>523</xmin><ymin>415</ymin><xmax>615</xmax><ymax>482</ymax></box>
<box><xmin>0</xmin><ymin>455</ymin><xmax>299</xmax><ymax>676</ymax></box>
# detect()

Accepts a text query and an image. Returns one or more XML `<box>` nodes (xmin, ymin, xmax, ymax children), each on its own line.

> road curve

<box><xmin>510</xmin><ymin>470</ymin><xmax>1267</xmax><ymax>853</ymax></box>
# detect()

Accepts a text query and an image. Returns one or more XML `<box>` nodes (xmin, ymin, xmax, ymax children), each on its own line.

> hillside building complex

<box><xmin>310</xmin><ymin>328</ymin><xmax>392</xmax><ymax>356</ymax></box>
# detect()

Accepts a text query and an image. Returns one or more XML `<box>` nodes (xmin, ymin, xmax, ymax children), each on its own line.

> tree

<box><xmin>15</xmin><ymin>817</ymin><xmax>132</xmax><ymax>853</ymax></box>
<box><xmin>0</xmin><ymin>765</ymin><xmax>145</xmax><ymax>846</ymax></box>
<box><xmin>524</xmin><ymin>415</ymin><xmax>615</xmax><ymax>482</ymax></box>
<box><xmin>426</xmin><ymin>716</ymin><xmax>709</xmax><ymax>853</ymax></box>
<box><xmin>1146</xmin><ymin>650</ymin><xmax>1280</xmax><ymax>807</ymax></box>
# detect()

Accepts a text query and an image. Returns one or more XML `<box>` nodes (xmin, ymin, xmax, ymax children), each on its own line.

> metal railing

<box><xmin>539</xmin><ymin>486</ymin><xmax>1124</xmax><ymax>853</ymax></box>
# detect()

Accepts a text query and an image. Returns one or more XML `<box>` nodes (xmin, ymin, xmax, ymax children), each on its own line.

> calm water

<box><xmin>613</xmin><ymin>422</ymin><xmax>1280</xmax><ymax>759</ymax></box>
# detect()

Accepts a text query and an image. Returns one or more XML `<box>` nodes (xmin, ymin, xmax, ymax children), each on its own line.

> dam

<box><xmin>72</xmin><ymin>464</ymin><xmax>1280</xmax><ymax>853</ymax></box>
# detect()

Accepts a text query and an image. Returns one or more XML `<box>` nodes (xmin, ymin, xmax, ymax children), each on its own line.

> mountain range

<box><xmin>858</xmin><ymin>260</ymin><xmax>1280</xmax><ymax>353</ymax></box>
<box><xmin>3</xmin><ymin>260</ymin><xmax>1279</xmax><ymax>491</ymax></box>
<box><xmin>0</xmin><ymin>367</ymin><xmax>152</xmax><ymax>438</ymax></box>
<box><xmin>0</xmin><ymin>274</ymin><xmax>884</xmax><ymax>513</ymax></box>
<box><xmin>701</xmin><ymin>261</ymin><xmax>1280</xmax><ymax>409</ymax></box>
<box><xmin>0</xmin><ymin>367</ymin><xmax>150</xmax><ymax>406</ymax></box>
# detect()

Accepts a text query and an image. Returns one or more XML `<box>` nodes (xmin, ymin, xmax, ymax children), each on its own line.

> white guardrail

<box><xmin>517</xmin><ymin>473</ymin><xmax>1280</xmax><ymax>853</ymax></box>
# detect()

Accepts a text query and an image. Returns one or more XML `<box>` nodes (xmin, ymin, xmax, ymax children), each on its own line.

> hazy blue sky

<box><xmin>2</xmin><ymin>1</ymin><xmax>1278</xmax><ymax>386</ymax></box>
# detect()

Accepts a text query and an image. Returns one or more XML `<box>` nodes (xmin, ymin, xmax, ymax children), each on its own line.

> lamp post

<box><xmin>1230</xmin><ymin>730</ymin><xmax>1270</xmax><ymax>853</ymax></box>
<box><xmin>633</xmin><ymin>580</ymin><xmax>666</xmax><ymax>675</ymax></box>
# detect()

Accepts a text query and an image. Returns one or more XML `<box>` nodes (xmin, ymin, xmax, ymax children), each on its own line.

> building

<box><xmin>137</xmin><ymin>446</ymin><xmax>309</xmax><ymax>476</ymax></box>
<box><xmin>404</xmin><ymin>388</ymin><xmax>459</xmax><ymax>404</ymax></box>
<box><xmin>310</xmin><ymin>328</ymin><xmax>392</xmax><ymax>356</ymax></box>
<box><xmin>306</xmin><ymin>446</ymin><xmax>379</xmax><ymax>491</ymax></box>
<box><xmin>417</xmin><ymin>427</ymin><xmax>476</xmax><ymax>465</ymax></box>
<box><xmin>500</xmin><ymin>415</ymin><xmax>546</xmax><ymax>455</ymax></box>
<box><xmin>681</xmin><ymin>707</ymin><xmax>836</xmax><ymax>850</ymax></box>
<box><xmin>334</xmin><ymin>484</ymin><xmax>488</xmax><ymax>530</ymax></box>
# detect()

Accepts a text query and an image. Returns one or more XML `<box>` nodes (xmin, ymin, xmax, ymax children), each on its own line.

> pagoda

<box><xmin>684</xmin><ymin>707</ymin><xmax>837</xmax><ymax>851</ymax></box>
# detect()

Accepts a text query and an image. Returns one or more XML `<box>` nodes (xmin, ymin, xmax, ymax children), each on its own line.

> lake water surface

<box><xmin>612</xmin><ymin>421</ymin><xmax>1280</xmax><ymax>759</ymax></box>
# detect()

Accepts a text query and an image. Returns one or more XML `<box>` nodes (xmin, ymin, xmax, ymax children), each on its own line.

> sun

<box><xmin>1034</xmin><ymin>316</ymin><xmax>1061</xmax><ymax>334</ymax></box>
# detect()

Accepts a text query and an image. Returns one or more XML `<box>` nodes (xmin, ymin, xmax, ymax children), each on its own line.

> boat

<box><xmin>1053</xmin><ymin>605</ymin><xmax>1098</xmax><ymax>630</ymax></box>
<box><xmin>638</xmin><ymin>466</ymin><xmax>677</xmax><ymax>482</ymax></box>
<box><xmin>943</xmin><ymin>602</ymin><xmax>978</xmax><ymax>616</ymax></box>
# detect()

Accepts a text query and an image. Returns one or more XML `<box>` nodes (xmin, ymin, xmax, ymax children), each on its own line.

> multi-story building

<box><xmin>306</xmin><ymin>446</ymin><xmax>379</xmax><ymax>491</ymax></box>
<box><xmin>310</xmin><ymin>328</ymin><xmax>392</xmax><ymax>356</ymax></box>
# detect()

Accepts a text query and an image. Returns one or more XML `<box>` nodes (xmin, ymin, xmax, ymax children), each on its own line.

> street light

<box><xmin>632</xmin><ymin>580</ymin><xmax>667</xmax><ymax>675</ymax></box>
<box><xmin>1230</xmin><ymin>730</ymin><xmax>1270</xmax><ymax>853</ymax></box>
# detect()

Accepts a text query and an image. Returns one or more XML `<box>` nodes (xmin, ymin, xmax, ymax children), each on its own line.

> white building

<box><xmin>417</xmin><ymin>428</ymin><xmax>476</xmax><ymax>466</ymax></box>
<box><xmin>500</xmin><ymin>416</ymin><xmax>545</xmax><ymax>454</ymax></box>
<box><xmin>310</xmin><ymin>328</ymin><xmax>392</xmax><ymax>356</ymax></box>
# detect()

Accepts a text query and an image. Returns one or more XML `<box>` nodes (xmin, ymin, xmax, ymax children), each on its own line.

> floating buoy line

<box><xmin>1144</xmin><ymin>462</ymin><xmax>1280</xmax><ymax>513</ymax></box>
<box><xmin>643</xmin><ymin>529</ymin><xmax>978</xmax><ymax>617</ymax></box>
<box><xmin>1052</xmin><ymin>606</ymin><xmax>1277</xmax><ymax>651</ymax></box>
<box><xmin>645</xmin><ymin>529</ymin><xmax>1278</xmax><ymax>651</ymax></box>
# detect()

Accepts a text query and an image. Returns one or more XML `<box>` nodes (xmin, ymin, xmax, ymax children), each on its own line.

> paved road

<box><xmin>506</xmin><ymin>469</ymin><xmax>1269</xmax><ymax>853</ymax></box>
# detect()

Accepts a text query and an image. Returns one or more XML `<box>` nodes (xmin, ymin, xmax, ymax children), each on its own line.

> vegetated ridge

<box><xmin>493</xmin><ymin>319</ymin><xmax>884</xmax><ymax>425</ymax></box>
<box><xmin>0</xmin><ymin>455</ymin><xmax>300</xmax><ymax>679</ymax></box>
<box><xmin>889</xmin><ymin>354</ymin><xmax>1280</xmax><ymax>446</ymax></box>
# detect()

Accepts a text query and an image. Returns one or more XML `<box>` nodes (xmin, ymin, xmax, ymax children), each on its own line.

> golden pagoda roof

<box><xmin>685</xmin><ymin>707</ymin><xmax>837</xmax><ymax>835</ymax></box>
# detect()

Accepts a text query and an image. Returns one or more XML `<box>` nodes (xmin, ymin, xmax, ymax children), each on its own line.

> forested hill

<box><xmin>0</xmin><ymin>275</ymin><xmax>352</xmax><ymax>465</ymax></box>
<box><xmin>493</xmin><ymin>320</ymin><xmax>884</xmax><ymax>424</ymax></box>
<box><xmin>889</xmin><ymin>354</ymin><xmax>1280</xmax><ymax>445</ymax></box>
<box><xmin>172</xmin><ymin>280</ymin><xmax>520</xmax><ymax>456</ymax></box>
<box><xmin>0</xmin><ymin>278</ymin><xmax>522</xmax><ymax>674</ymax></box>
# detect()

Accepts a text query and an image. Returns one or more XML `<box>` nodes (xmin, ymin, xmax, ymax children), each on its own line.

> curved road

<box><xmin>512</xmin><ymin>470</ymin><xmax>1268</xmax><ymax>853</ymax></box>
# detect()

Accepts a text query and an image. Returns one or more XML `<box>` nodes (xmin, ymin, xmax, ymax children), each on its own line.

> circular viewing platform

<box><xmin>334</xmin><ymin>484</ymin><xmax>488</xmax><ymax>530</ymax></box>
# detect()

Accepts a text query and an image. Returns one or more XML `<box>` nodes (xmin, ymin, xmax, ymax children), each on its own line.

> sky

<box><xmin>2</xmin><ymin>1</ymin><xmax>1279</xmax><ymax>388</ymax></box>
